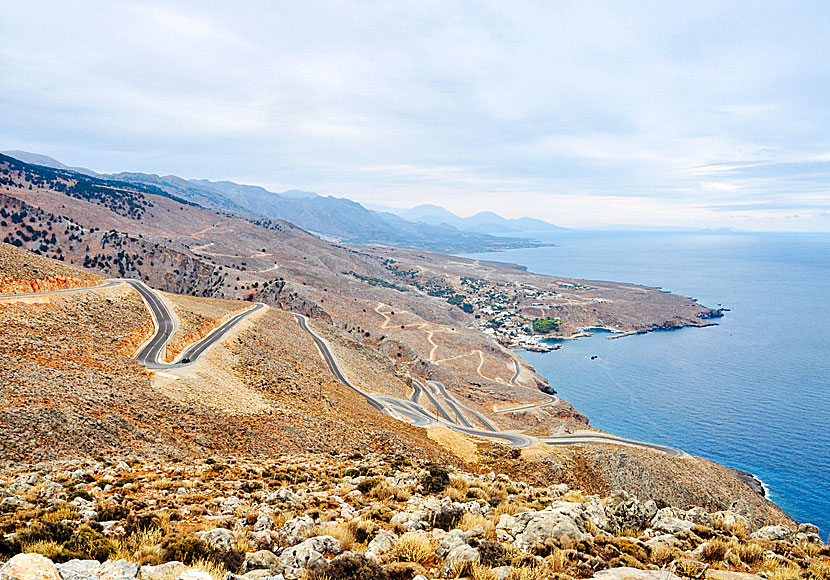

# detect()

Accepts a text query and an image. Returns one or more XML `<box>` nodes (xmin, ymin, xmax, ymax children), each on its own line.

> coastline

<box><xmin>729</xmin><ymin>467</ymin><xmax>769</xmax><ymax>498</ymax></box>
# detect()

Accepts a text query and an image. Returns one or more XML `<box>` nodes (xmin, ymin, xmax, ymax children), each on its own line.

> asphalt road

<box><xmin>541</xmin><ymin>433</ymin><xmax>689</xmax><ymax>458</ymax></box>
<box><xmin>413</xmin><ymin>378</ymin><xmax>456</xmax><ymax>423</ymax></box>
<box><xmin>294</xmin><ymin>313</ymin><xmax>392</xmax><ymax>416</ymax></box>
<box><xmin>8</xmin><ymin>278</ymin><xmax>687</xmax><ymax>455</ymax></box>
<box><xmin>294</xmin><ymin>314</ymin><xmax>532</xmax><ymax>447</ymax></box>
<box><xmin>293</xmin><ymin>311</ymin><xmax>689</xmax><ymax>453</ymax></box>
<box><xmin>510</xmin><ymin>359</ymin><xmax>520</xmax><ymax>386</ymax></box>
<box><xmin>494</xmin><ymin>394</ymin><xmax>561</xmax><ymax>414</ymax></box>
<box><xmin>123</xmin><ymin>279</ymin><xmax>264</xmax><ymax>370</ymax></box>
<box><xmin>429</xmin><ymin>380</ymin><xmax>497</xmax><ymax>432</ymax></box>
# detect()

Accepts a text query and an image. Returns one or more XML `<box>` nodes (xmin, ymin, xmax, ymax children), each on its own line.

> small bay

<box><xmin>464</xmin><ymin>231</ymin><xmax>830</xmax><ymax>537</ymax></box>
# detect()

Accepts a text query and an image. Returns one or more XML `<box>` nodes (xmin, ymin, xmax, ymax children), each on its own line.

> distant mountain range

<box><xmin>396</xmin><ymin>203</ymin><xmax>566</xmax><ymax>234</ymax></box>
<box><xmin>2</xmin><ymin>150</ymin><xmax>563</xmax><ymax>252</ymax></box>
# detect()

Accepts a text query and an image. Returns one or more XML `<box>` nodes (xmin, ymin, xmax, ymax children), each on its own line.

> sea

<box><xmin>463</xmin><ymin>230</ymin><xmax>830</xmax><ymax>538</ymax></box>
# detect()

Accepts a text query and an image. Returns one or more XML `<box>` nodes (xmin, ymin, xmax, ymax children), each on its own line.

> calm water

<box><xmin>464</xmin><ymin>231</ymin><xmax>830</xmax><ymax>537</ymax></box>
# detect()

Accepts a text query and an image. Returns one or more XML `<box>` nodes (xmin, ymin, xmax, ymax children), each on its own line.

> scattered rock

<box><xmin>140</xmin><ymin>562</ymin><xmax>186</xmax><ymax>580</ymax></box>
<box><xmin>591</xmin><ymin>567</ymin><xmax>684</xmax><ymax>580</ymax></box>
<box><xmin>241</xmin><ymin>551</ymin><xmax>281</xmax><ymax>575</ymax></box>
<box><xmin>440</xmin><ymin>544</ymin><xmax>479</xmax><ymax>577</ymax></box>
<box><xmin>196</xmin><ymin>528</ymin><xmax>235</xmax><ymax>552</ymax></box>
<box><xmin>98</xmin><ymin>560</ymin><xmax>140</xmax><ymax>580</ymax></box>
<box><xmin>1</xmin><ymin>554</ymin><xmax>62</xmax><ymax>580</ymax></box>
<box><xmin>278</xmin><ymin>536</ymin><xmax>341</xmax><ymax>580</ymax></box>
<box><xmin>365</xmin><ymin>530</ymin><xmax>398</xmax><ymax>560</ymax></box>
<box><xmin>750</xmin><ymin>525</ymin><xmax>792</xmax><ymax>542</ymax></box>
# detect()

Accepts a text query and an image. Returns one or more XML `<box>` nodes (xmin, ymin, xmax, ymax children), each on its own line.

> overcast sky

<box><xmin>3</xmin><ymin>2</ymin><xmax>830</xmax><ymax>230</ymax></box>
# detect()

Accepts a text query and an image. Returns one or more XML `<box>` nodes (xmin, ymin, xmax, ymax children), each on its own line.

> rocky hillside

<box><xmin>0</xmin><ymin>259</ymin><xmax>447</xmax><ymax>465</ymax></box>
<box><xmin>0</xmin><ymin>455</ymin><xmax>826</xmax><ymax>580</ymax></box>
<box><xmin>0</xmin><ymin>158</ymin><xmax>805</xmax><ymax>545</ymax></box>
<box><xmin>0</xmin><ymin>152</ymin><xmax>716</xmax><ymax>431</ymax></box>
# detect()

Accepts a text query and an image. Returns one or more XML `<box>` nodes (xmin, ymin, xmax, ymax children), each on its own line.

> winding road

<box><xmin>510</xmin><ymin>359</ymin><xmax>521</xmax><ymax>386</ymax></box>
<box><xmin>3</xmin><ymin>277</ymin><xmax>687</xmax><ymax>456</ymax></box>
<box><xmin>123</xmin><ymin>279</ymin><xmax>265</xmax><ymax>369</ymax></box>
<box><xmin>495</xmin><ymin>393</ymin><xmax>560</xmax><ymax>414</ymax></box>
<box><xmin>295</xmin><ymin>312</ymin><xmax>688</xmax><ymax>456</ymax></box>
<box><xmin>0</xmin><ymin>280</ymin><xmax>122</xmax><ymax>299</ymax></box>
<box><xmin>541</xmin><ymin>433</ymin><xmax>690</xmax><ymax>458</ymax></box>
<box><xmin>295</xmin><ymin>313</ymin><xmax>533</xmax><ymax>447</ymax></box>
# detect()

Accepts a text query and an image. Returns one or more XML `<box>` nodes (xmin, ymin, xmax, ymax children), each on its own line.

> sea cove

<box><xmin>465</xmin><ymin>230</ymin><xmax>830</xmax><ymax>537</ymax></box>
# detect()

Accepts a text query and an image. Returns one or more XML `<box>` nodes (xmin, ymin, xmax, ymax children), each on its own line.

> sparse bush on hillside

<box><xmin>161</xmin><ymin>534</ymin><xmax>212</xmax><ymax>565</ymax></box>
<box><xmin>420</xmin><ymin>463</ymin><xmax>449</xmax><ymax>494</ymax></box>
<box><xmin>309</xmin><ymin>552</ymin><xmax>389</xmax><ymax>580</ymax></box>
<box><xmin>62</xmin><ymin>525</ymin><xmax>116</xmax><ymax>562</ymax></box>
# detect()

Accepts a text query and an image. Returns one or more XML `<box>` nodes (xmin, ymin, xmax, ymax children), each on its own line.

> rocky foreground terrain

<box><xmin>0</xmin><ymin>455</ymin><xmax>827</xmax><ymax>580</ymax></box>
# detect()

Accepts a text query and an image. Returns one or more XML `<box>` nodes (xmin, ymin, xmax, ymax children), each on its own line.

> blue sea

<box><xmin>464</xmin><ymin>231</ymin><xmax>830</xmax><ymax>538</ymax></box>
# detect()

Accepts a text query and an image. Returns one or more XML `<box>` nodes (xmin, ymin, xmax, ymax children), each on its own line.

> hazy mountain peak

<box><xmin>399</xmin><ymin>203</ymin><xmax>463</xmax><ymax>223</ymax></box>
<box><xmin>279</xmin><ymin>189</ymin><xmax>319</xmax><ymax>199</ymax></box>
<box><xmin>2</xmin><ymin>150</ymin><xmax>99</xmax><ymax>176</ymax></box>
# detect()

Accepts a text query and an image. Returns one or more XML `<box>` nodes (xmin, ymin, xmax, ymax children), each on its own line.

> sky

<box><xmin>2</xmin><ymin>1</ymin><xmax>830</xmax><ymax>230</ymax></box>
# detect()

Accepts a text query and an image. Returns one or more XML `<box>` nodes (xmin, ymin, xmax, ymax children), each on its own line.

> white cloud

<box><xmin>2</xmin><ymin>1</ymin><xmax>830</xmax><ymax>230</ymax></box>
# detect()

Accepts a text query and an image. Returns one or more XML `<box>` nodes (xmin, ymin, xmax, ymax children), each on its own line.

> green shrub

<box><xmin>385</xmin><ymin>561</ymin><xmax>428</xmax><ymax>580</ymax></box>
<box><xmin>532</xmin><ymin>318</ymin><xmax>560</xmax><ymax>333</ymax></box>
<box><xmin>63</xmin><ymin>525</ymin><xmax>116</xmax><ymax>561</ymax></box>
<box><xmin>214</xmin><ymin>549</ymin><xmax>244</xmax><ymax>574</ymax></box>
<box><xmin>478</xmin><ymin>540</ymin><xmax>513</xmax><ymax>567</ymax></box>
<box><xmin>17</xmin><ymin>521</ymin><xmax>74</xmax><ymax>545</ymax></box>
<box><xmin>357</xmin><ymin>477</ymin><xmax>384</xmax><ymax>494</ymax></box>
<box><xmin>428</xmin><ymin>506</ymin><xmax>463</xmax><ymax>531</ymax></box>
<box><xmin>608</xmin><ymin>553</ymin><xmax>645</xmax><ymax>569</ymax></box>
<box><xmin>420</xmin><ymin>464</ymin><xmax>449</xmax><ymax>494</ymax></box>
<box><xmin>98</xmin><ymin>504</ymin><xmax>130</xmax><ymax>522</ymax></box>
<box><xmin>67</xmin><ymin>490</ymin><xmax>94</xmax><ymax>502</ymax></box>
<box><xmin>309</xmin><ymin>552</ymin><xmax>389</xmax><ymax>580</ymax></box>
<box><xmin>364</xmin><ymin>506</ymin><xmax>394</xmax><ymax>522</ymax></box>
<box><xmin>0</xmin><ymin>535</ymin><xmax>20</xmax><ymax>558</ymax></box>
<box><xmin>349</xmin><ymin>519</ymin><xmax>378</xmax><ymax>544</ymax></box>
<box><xmin>161</xmin><ymin>534</ymin><xmax>212</xmax><ymax>565</ymax></box>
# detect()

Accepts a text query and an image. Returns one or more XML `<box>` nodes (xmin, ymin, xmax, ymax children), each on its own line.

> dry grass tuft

<box><xmin>562</xmin><ymin>490</ymin><xmax>591</xmax><ymax>503</ymax></box>
<box><xmin>734</xmin><ymin>540</ymin><xmax>764</xmax><ymax>566</ymax></box>
<box><xmin>152</xmin><ymin>478</ymin><xmax>174</xmax><ymax>490</ymax></box>
<box><xmin>701</xmin><ymin>539</ymin><xmax>729</xmax><ymax>563</ymax></box>
<box><xmin>22</xmin><ymin>540</ymin><xmax>62</xmax><ymax>559</ymax></box>
<box><xmin>770</xmin><ymin>565</ymin><xmax>802</xmax><ymax>580</ymax></box>
<box><xmin>715</xmin><ymin>517</ymin><xmax>748</xmax><ymax>539</ymax></box>
<box><xmin>649</xmin><ymin>544</ymin><xmax>679</xmax><ymax>566</ymax></box>
<box><xmin>616</xmin><ymin>526</ymin><xmax>643</xmax><ymax>538</ymax></box>
<box><xmin>445</xmin><ymin>486</ymin><xmax>466</xmax><ymax>503</ymax></box>
<box><xmin>319</xmin><ymin>522</ymin><xmax>358</xmax><ymax>552</ymax></box>
<box><xmin>114</xmin><ymin>527</ymin><xmax>163</xmax><ymax>561</ymax></box>
<box><xmin>458</xmin><ymin>512</ymin><xmax>493</xmax><ymax>535</ymax></box>
<box><xmin>808</xmin><ymin>559</ymin><xmax>830</xmax><ymax>580</ymax></box>
<box><xmin>390</xmin><ymin>531</ymin><xmax>432</xmax><ymax>565</ymax></box>
<box><xmin>189</xmin><ymin>558</ymin><xmax>227</xmax><ymax>580</ymax></box>
<box><xmin>449</xmin><ymin>476</ymin><xmax>470</xmax><ymax>494</ymax></box>
<box><xmin>494</xmin><ymin>502</ymin><xmax>526</xmax><ymax>517</ymax></box>
<box><xmin>546</xmin><ymin>547</ymin><xmax>567</xmax><ymax>573</ymax></box>
<box><xmin>506</xmin><ymin>564</ymin><xmax>551</xmax><ymax>580</ymax></box>
<box><xmin>41</xmin><ymin>503</ymin><xmax>79</xmax><ymax>523</ymax></box>
<box><xmin>469</xmin><ymin>563</ymin><xmax>498</xmax><ymax>580</ymax></box>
